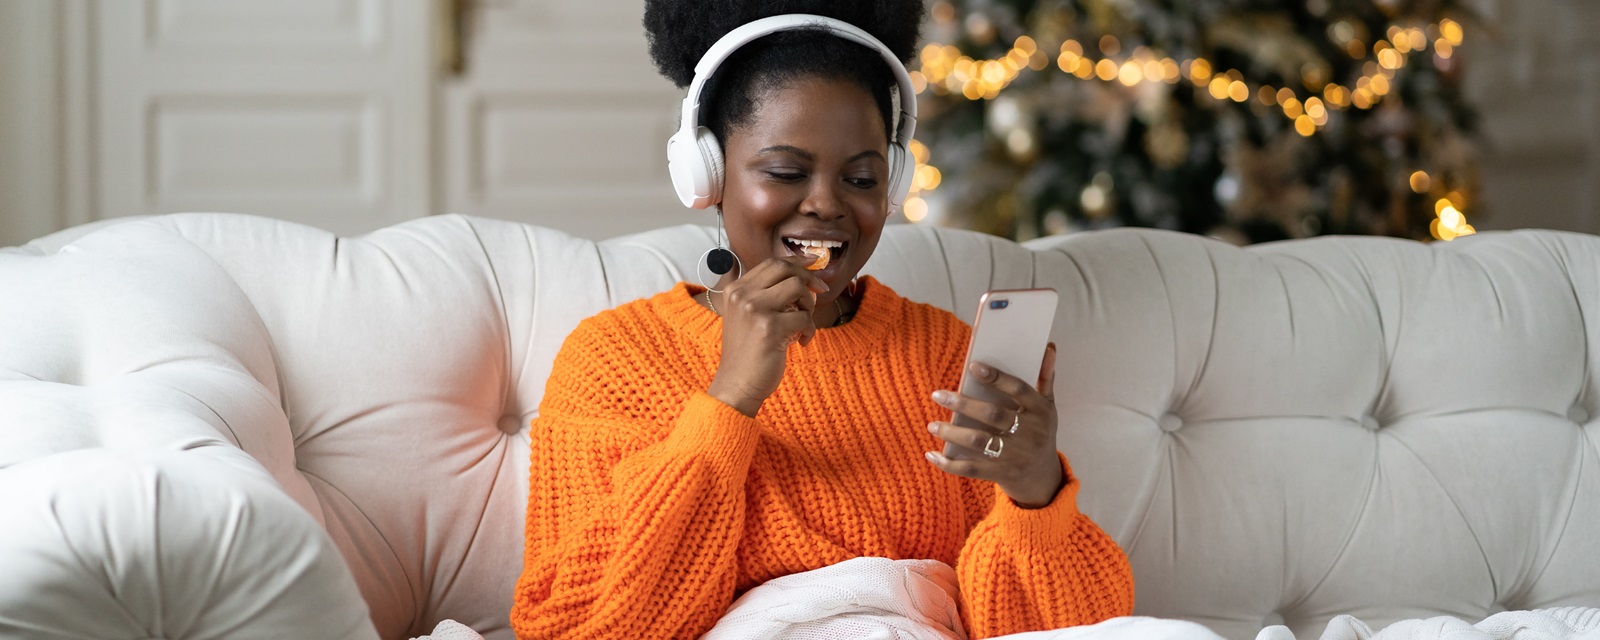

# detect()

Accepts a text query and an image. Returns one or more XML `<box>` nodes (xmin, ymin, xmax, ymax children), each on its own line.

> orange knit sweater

<box><xmin>511</xmin><ymin>276</ymin><xmax>1134</xmax><ymax>639</ymax></box>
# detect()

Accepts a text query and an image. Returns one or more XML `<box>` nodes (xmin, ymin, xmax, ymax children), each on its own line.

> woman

<box><xmin>510</xmin><ymin>2</ymin><xmax>1134</xmax><ymax>638</ymax></box>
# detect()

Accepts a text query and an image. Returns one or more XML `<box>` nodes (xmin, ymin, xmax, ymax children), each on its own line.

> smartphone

<box><xmin>946</xmin><ymin>288</ymin><xmax>1059</xmax><ymax>456</ymax></box>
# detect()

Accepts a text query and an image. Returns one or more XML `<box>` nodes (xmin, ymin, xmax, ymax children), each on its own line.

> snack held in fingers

<box><xmin>792</xmin><ymin>239</ymin><xmax>837</xmax><ymax>270</ymax></box>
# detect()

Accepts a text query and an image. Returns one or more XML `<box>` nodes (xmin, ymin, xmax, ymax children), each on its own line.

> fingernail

<box><xmin>925</xmin><ymin>451</ymin><xmax>943</xmax><ymax>464</ymax></box>
<box><xmin>931</xmin><ymin>390</ymin><xmax>951</xmax><ymax>403</ymax></box>
<box><xmin>927</xmin><ymin>422</ymin><xmax>939</xmax><ymax>434</ymax></box>
<box><xmin>972</xmin><ymin>362</ymin><xmax>994</xmax><ymax>377</ymax></box>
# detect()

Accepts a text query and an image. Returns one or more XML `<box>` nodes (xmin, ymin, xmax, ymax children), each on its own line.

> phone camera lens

<box><xmin>990</xmin><ymin>299</ymin><xmax>1009</xmax><ymax>310</ymax></box>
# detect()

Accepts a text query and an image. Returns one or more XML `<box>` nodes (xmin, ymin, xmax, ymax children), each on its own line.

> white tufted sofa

<box><xmin>2</xmin><ymin>213</ymin><xmax>1598</xmax><ymax>640</ymax></box>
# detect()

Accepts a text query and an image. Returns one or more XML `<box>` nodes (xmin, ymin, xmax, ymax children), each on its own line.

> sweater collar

<box><xmin>664</xmin><ymin>275</ymin><xmax>902</xmax><ymax>364</ymax></box>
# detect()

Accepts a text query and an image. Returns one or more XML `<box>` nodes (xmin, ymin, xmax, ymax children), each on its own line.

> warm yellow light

<box><xmin>1145</xmin><ymin>59</ymin><xmax>1165</xmax><ymax>82</ymax></box>
<box><xmin>962</xmin><ymin>80</ymin><xmax>983</xmax><ymax>100</ymax></box>
<box><xmin>1458</xmin><ymin>224</ymin><xmax>1476</xmax><ymax>237</ymax></box>
<box><xmin>1435</xmin><ymin>198</ymin><xmax>1453</xmax><ymax>215</ymax></box>
<box><xmin>1259</xmin><ymin>85</ymin><xmax>1278</xmax><ymax>105</ymax></box>
<box><xmin>952</xmin><ymin>57</ymin><xmax>974</xmax><ymax>82</ymax></box>
<box><xmin>1096</xmin><ymin>59</ymin><xmax>1119</xmax><ymax>81</ymax></box>
<box><xmin>1440</xmin><ymin>19</ymin><xmax>1464</xmax><ymax>46</ymax></box>
<box><xmin>1073</xmin><ymin>58</ymin><xmax>1096</xmax><ymax>78</ymax></box>
<box><xmin>1447</xmin><ymin>190</ymin><xmax>1468</xmax><ymax>208</ymax></box>
<box><xmin>1274</xmin><ymin>87</ymin><xmax>1293</xmax><ymax>105</ymax></box>
<box><xmin>982</xmin><ymin>60</ymin><xmax>1005</xmax><ymax>83</ymax></box>
<box><xmin>1432</xmin><ymin>218</ymin><xmax>1458</xmax><ymax>241</ymax></box>
<box><xmin>1099</xmin><ymin>35</ymin><xmax>1121</xmax><ymax>56</ymax></box>
<box><xmin>1409</xmin><ymin>171</ymin><xmax>1431</xmax><ymax>193</ymax></box>
<box><xmin>1060</xmin><ymin>39</ymin><xmax>1083</xmax><ymax>56</ymax></box>
<box><xmin>1324</xmin><ymin>84</ymin><xmax>1349</xmax><ymax>107</ymax></box>
<box><xmin>1439</xmin><ymin>206</ymin><xmax>1464</xmax><ymax>229</ymax></box>
<box><xmin>1190</xmin><ymin>58</ymin><xmax>1213</xmax><ymax>82</ymax></box>
<box><xmin>1305</xmin><ymin>97</ymin><xmax>1327</xmax><ymax>120</ymax></box>
<box><xmin>1282</xmin><ymin>97</ymin><xmax>1304</xmax><ymax>118</ymax></box>
<box><xmin>909</xmin><ymin>139</ymin><xmax>929</xmax><ymax>164</ymax></box>
<box><xmin>904</xmin><ymin>196</ymin><xmax>929</xmax><ymax>222</ymax></box>
<box><xmin>1119</xmin><ymin>60</ymin><xmax>1144</xmax><ymax>86</ymax></box>
<box><xmin>1161</xmin><ymin>58</ymin><xmax>1181</xmax><ymax>82</ymax></box>
<box><xmin>1435</xmin><ymin>40</ymin><xmax>1454</xmax><ymax>59</ymax></box>
<box><xmin>1378</xmin><ymin>48</ymin><xmax>1403</xmax><ymax>70</ymax></box>
<box><xmin>1346</xmin><ymin>40</ymin><xmax>1366</xmax><ymax>59</ymax></box>
<box><xmin>1058</xmin><ymin>51</ymin><xmax>1081</xmax><ymax>72</ymax></box>
<box><xmin>1295</xmin><ymin>115</ymin><xmax>1316</xmax><ymax>136</ymax></box>
<box><xmin>915</xmin><ymin>165</ymin><xmax>942</xmax><ymax>191</ymax></box>
<box><xmin>1370</xmin><ymin>74</ymin><xmax>1391</xmax><ymax>96</ymax></box>
<box><xmin>909</xmin><ymin>70</ymin><xmax>928</xmax><ymax>94</ymax></box>
<box><xmin>1028</xmin><ymin>50</ymin><xmax>1048</xmax><ymax>71</ymax></box>
<box><xmin>1209</xmin><ymin>76</ymin><xmax>1231</xmax><ymax>100</ymax></box>
<box><xmin>1015</xmin><ymin>35</ymin><xmax>1038</xmax><ymax>55</ymax></box>
<box><xmin>1409</xmin><ymin>29</ymin><xmax>1428</xmax><ymax>51</ymax></box>
<box><xmin>1002</xmin><ymin>50</ymin><xmax>1025</xmax><ymax>72</ymax></box>
<box><xmin>1352</xmin><ymin>89</ymin><xmax>1373</xmax><ymax>109</ymax></box>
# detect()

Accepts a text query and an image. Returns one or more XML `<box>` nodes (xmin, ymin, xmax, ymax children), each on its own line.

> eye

<box><xmin>765</xmin><ymin>170</ymin><xmax>805</xmax><ymax>182</ymax></box>
<box><xmin>846</xmin><ymin>176</ymin><xmax>879</xmax><ymax>189</ymax></box>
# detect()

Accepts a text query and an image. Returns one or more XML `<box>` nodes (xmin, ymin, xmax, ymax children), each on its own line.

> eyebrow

<box><xmin>757</xmin><ymin>145</ymin><xmax>886</xmax><ymax>164</ymax></box>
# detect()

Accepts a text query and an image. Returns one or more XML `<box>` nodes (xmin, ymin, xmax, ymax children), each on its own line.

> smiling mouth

<box><xmin>782</xmin><ymin>238</ymin><xmax>847</xmax><ymax>267</ymax></box>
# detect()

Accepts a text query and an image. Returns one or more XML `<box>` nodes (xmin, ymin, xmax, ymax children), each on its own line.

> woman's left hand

<box><xmin>926</xmin><ymin>343</ymin><xmax>1064</xmax><ymax>509</ymax></box>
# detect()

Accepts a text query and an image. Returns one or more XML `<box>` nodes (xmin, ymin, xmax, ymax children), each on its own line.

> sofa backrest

<box><xmin>5</xmin><ymin>213</ymin><xmax>1598</xmax><ymax>640</ymax></box>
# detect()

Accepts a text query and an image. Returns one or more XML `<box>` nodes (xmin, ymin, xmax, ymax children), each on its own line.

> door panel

<box><xmin>438</xmin><ymin>0</ymin><xmax>708</xmax><ymax>240</ymax></box>
<box><xmin>96</xmin><ymin>0</ymin><xmax>428</xmax><ymax>235</ymax></box>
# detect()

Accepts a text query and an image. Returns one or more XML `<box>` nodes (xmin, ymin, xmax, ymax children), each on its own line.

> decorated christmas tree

<box><xmin>902</xmin><ymin>0</ymin><xmax>1479</xmax><ymax>244</ymax></box>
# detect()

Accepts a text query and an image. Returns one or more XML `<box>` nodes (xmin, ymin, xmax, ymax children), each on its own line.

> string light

<box><xmin>1431</xmin><ymin>196</ymin><xmax>1475</xmax><ymax>241</ymax></box>
<box><xmin>913</xmin><ymin>18</ymin><xmax>1467</xmax><ymax>138</ymax></box>
<box><xmin>911</xmin><ymin>15</ymin><xmax>1472</xmax><ymax>236</ymax></box>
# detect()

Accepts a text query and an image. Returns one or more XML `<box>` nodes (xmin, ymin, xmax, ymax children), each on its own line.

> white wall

<box><xmin>1467</xmin><ymin>0</ymin><xmax>1600</xmax><ymax>235</ymax></box>
<box><xmin>0</xmin><ymin>0</ymin><xmax>63</xmax><ymax>247</ymax></box>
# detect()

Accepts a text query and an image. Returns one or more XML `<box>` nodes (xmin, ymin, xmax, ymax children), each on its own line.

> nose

<box><xmin>799</xmin><ymin>180</ymin><xmax>847</xmax><ymax>221</ymax></box>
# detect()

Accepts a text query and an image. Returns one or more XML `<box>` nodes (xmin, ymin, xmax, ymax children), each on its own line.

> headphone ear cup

<box><xmin>695</xmin><ymin>127</ymin><xmax>725</xmax><ymax>205</ymax></box>
<box><xmin>886</xmin><ymin>142</ymin><xmax>915</xmax><ymax>216</ymax></box>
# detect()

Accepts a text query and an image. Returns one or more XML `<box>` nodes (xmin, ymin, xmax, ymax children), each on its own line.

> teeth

<box><xmin>787</xmin><ymin>238</ymin><xmax>844</xmax><ymax>248</ymax></box>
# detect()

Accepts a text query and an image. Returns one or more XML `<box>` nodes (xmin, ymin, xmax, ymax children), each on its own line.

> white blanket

<box><xmin>1257</xmin><ymin>608</ymin><xmax>1600</xmax><ymax>640</ymax></box>
<box><xmin>699</xmin><ymin>556</ymin><xmax>1223</xmax><ymax>640</ymax></box>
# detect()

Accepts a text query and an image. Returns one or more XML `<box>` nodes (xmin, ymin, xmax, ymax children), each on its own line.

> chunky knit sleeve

<box><xmin>510</xmin><ymin>319</ymin><xmax>759</xmax><ymax>639</ymax></box>
<box><xmin>954</xmin><ymin>454</ymin><xmax>1136</xmax><ymax>638</ymax></box>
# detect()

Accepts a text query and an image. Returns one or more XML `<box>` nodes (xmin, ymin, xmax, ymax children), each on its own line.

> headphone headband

<box><xmin>666</xmin><ymin>14</ymin><xmax>919</xmax><ymax>212</ymax></box>
<box><xmin>678</xmin><ymin>14</ymin><xmax>918</xmax><ymax>145</ymax></box>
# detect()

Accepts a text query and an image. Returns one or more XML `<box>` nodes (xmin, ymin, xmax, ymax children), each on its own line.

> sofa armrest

<box><xmin>0</xmin><ymin>447</ymin><xmax>378</xmax><ymax>640</ymax></box>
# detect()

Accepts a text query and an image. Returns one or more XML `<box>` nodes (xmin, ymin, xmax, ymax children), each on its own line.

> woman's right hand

<box><xmin>707</xmin><ymin>255</ymin><xmax>829</xmax><ymax>417</ymax></box>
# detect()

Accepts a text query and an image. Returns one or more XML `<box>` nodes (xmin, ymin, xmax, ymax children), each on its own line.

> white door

<box><xmin>436</xmin><ymin>0</ymin><xmax>707</xmax><ymax>239</ymax></box>
<box><xmin>87</xmin><ymin>0</ymin><xmax>703</xmax><ymax>241</ymax></box>
<box><xmin>96</xmin><ymin>0</ymin><xmax>432</xmax><ymax>236</ymax></box>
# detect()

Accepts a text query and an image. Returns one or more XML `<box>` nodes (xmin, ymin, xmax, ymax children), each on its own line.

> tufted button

<box><xmin>1568</xmin><ymin>405</ymin><xmax>1590</xmax><ymax>424</ymax></box>
<box><xmin>1158</xmin><ymin>413</ymin><xmax>1183</xmax><ymax>433</ymax></box>
<box><xmin>1360</xmin><ymin>415</ymin><xmax>1381</xmax><ymax>431</ymax></box>
<box><xmin>497</xmin><ymin>415</ymin><xmax>524</xmax><ymax>436</ymax></box>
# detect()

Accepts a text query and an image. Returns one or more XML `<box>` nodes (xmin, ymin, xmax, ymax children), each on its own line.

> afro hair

<box><xmin>643</xmin><ymin>0</ymin><xmax>925</xmax><ymax>143</ymax></box>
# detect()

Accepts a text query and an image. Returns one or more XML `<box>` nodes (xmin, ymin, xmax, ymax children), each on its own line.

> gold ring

<box><xmin>983</xmin><ymin>435</ymin><xmax>1004</xmax><ymax>458</ymax></box>
<box><xmin>1009</xmin><ymin>412</ymin><xmax>1021</xmax><ymax>435</ymax></box>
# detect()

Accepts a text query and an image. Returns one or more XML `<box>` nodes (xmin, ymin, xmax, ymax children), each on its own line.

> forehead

<box><xmin>729</xmin><ymin>77</ymin><xmax>888</xmax><ymax>152</ymax></box>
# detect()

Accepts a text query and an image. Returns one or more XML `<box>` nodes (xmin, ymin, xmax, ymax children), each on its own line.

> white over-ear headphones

<box><xmin>665</xmin><ymin>14</ymin><xmax>919</xmax><ymax>215</ymax></box>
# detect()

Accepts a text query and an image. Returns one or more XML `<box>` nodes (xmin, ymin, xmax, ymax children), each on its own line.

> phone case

<box><xmin>949</xmin><ymin>288</ymin><xmax>1059</xmax><ymax>442</ymax></box>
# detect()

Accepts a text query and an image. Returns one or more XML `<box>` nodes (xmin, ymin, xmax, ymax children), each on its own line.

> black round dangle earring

<box><xmin>697</xmin><ymin>210</ymin><xmax>742</xmax><ymax>293</ymax></box>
